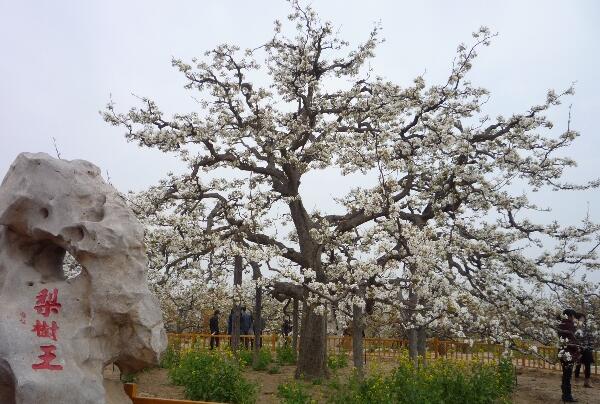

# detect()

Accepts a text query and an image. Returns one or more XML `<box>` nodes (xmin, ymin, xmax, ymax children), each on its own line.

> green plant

<box><xmin>496</xmin><ymin>357</ymin><xmax>517</xmax><ymax>395</ymax></box>
<box><xmin>235</xmin><ymin>347</ymin><xmax>273</xmax><ymax>370</ymax></box>
<box><xmin>169</xmin><ymin>349</ymin><xmax>257</xmax><ymax>404</ymax></box>
<box><xmin>276</xmin><ymin>344</ymin><xmax>298</xmax><ymax>365</ymax></box>
<box><xmin>160</xmin><ymin>344</ymin><xmax>181</xmax><ymax>369</ymax></box>
<box><xmin>120</xmin><ymin>372</ymin><xmax>137</xmax><ymax>383</ymax></box>
<box><xmin>326</xmin><ymin>353</ymin><xmax>516</xmax><ymax>404</ymax></box>
<box><xmin>277</xmin><ymin>381</ymin><xmax>314</xmax><ymax>404</ymax></box>
<box><xmin>252</xmin><ymin>348</ymin><xmax>273</xmax><ymax>371</ymax></box>
<box><xmin>238</xmin><ymin>348</ymin><xmax>253</xmax><ymax>367</ymax></box>
<box><xmin>268</xmin><ymin>364</ymin><xmax>281</xmax><ymax>374</ymax></box>
<box><xmin>327</xmin><ymin>352</ymin><xmax>349</xmax><ymax>371</ymax></box>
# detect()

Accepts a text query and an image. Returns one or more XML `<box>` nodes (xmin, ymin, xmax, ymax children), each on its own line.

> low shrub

<box><xmin>327</xmin><ymin>354</ymin><xmax>515</xmax><ymax>404</ymax></box>
<box><xmin>237</xmin><ymin>347</ymin><xmax>272</xmax><ymax>370</ymax></box>
<box><xmin>120</xmin><ymin>372</ymin><xmax>137</xmax><ymax>383</ymax></box>
<box><xmin>327</xmin><ymin>352</ymin><xmax>349</xmax><ymax>371</ymax></box>
<box><xmin>268</xmin><ymin>364</ymin><xmax>281</xmax><ymax>374</ymax></box>
<box><xmin>496</xmin><ymin>357</ymin><xmax>517</xmax><ymax>396</ymax></box>
<box><xmin>169</xmin><ymin>349</ymin><xmax>257</xmax><ymax>404</ymax></box>
<box><xmin>159</xmin><ymin>344</ymin><xmax>181</xmax><ymax>369</ymax></box>
<box><xmin>238</xmin><ymin>348</ymin><xmax>253</xmax><ymax>367</ymax></box>
<box><xmin>277</xmin><ymin>381</ymin><xmax>315</xmax><ymax>404</ymax></box>
<box><xmin>277</xmin><ymin>345</ymin><xmax>298</xmax><ymax>365</ymax></box>
<box><xmin>252</xmin><ymin>348</ymin><xmax>273</xmax><ymax>371</ymax></box>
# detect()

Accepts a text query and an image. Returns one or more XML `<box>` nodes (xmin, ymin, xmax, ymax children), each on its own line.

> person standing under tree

<box><xmin>558</xmin><ymin>308</ymin><xmax>582</xmax><ymax>402</ymax></box>
<box><xmin>574</xmin><ymin>313</ymin><xmax>595</xmax><ymax>388</ymax></box>
<box><xmin>281</xmin><ymin>317</ymin><xmax>292</xmax><ymax>345</ymax></box>
<box><xmin>240</xmin><ymin>306</ymin><xmax>253</xmax><ymax>348</ymax></box>
<box><xmin>209</xmin><ymin>310</ymin><xmax>220</xmax><ymax>349</ymax></box>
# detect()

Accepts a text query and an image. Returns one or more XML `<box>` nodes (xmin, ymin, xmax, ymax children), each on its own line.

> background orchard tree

<box><xmin>105</xmin><ymin>1</ymin><xmax>599</xmax><ymax>379</ymax></box>
<box><xmin>128</xmin><ymin>176</ymin><xmax>281</xmax><ymax>357</ymax></box>
<box><xmin>555</xmin><ymin>281</ymin><xmax>600</xmax><ymax>347</ymax></box>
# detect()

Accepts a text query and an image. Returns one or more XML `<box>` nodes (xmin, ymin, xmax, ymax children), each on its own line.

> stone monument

<box><xmin>0</xmin><ymin>153</ymin><xmax>167</xmax><ymax>403</ymax></box>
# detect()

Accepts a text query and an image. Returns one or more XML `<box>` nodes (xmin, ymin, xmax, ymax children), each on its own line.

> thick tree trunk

<box><xmin>352</xmin><ymin>304</ymin><xmax>365</xmax><ymax>379</ymax></box>
<box><xmin>408</xmin><ymin>327</ymin><xmax>418</xmax><ymax>364</ymax></box>
<box><xmin>407</xmin><ymin>287</ymin><xmax>419</xmax><ymax>365</ymax></box>
<box><xmin>251</xmin><ymin>262</ymin><xmax>262</xmax><ymax>368</ymax></box>
<box><xmin>292</xmin><ymin>297</ymin><xmax>299</xmax><ymax>352</ymax></box>
<box><xmin>231</xmin><ymin>255</ymin><xmax>243</xmax><ymax>353</ymax></box>
<box><xmin>295</xmin><ymin>302</ymin><xmax>329</xmax><ymax>380</ymax></box>
<box><xmin>287</xmin><ymin>199</ymin><xmax>329</xmax><ymax>379</ymax></box>
<box><xmin>417</xmin><ymin>326</ymin><xmax>427</xmax><ymax>365</ymax></box>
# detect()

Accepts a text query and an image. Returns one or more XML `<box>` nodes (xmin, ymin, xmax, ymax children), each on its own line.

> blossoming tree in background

<box><xmin>104</xmin><ymin>1</ymin><xmax>599</xmax><ymax>379</ymax></box>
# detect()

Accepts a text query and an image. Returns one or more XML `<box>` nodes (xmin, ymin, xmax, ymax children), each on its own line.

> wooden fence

<box><xmin>124</xmin><ymin>383</ymin><xmax>222</xmax><ymax>404</ymax></box>
<box><xmin>167</xmin><ymin>333</ymin><xmax>598</xmax><ymax>374</ymax></box>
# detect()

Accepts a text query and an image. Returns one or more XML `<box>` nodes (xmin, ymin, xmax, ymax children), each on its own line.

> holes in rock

<box><xmin>63</xmin><ymin>251</ymin><xmax>83</xmax><ymax>280</ymax></box>
<box><xmin>82</xmin><ymin>208</ymin><xmax>105</xmax><ymax>222</ymax></box>
<box><xmin>78</xmin><ymin>194</ymin><xmax>106</xmax><ymax>222</ymax></box>
<box><xmin>0</xmin><ymin>360</ymin><xmax>16</xmax><ymax>404</ymax></box>
<box><xmin>40</xmin><ymin>208</ymin><xmax>49</xmax><ymax>218</ymax></box>
<box><xmin>61</xmin><ymin>226</ymin><xmax>85</xmax><ymax>243</ymax></box>
<box><xmin>27</xmin><ymin>281</ymin><xmax>34</xmax><ymax>286</ymax></box>
<box><xmin>27</xmin><ymin>240</ymin><xmax>83</xmax><ymax>281</ymax></box>
<box><xmin>28</xmin><ymin>242</ymin><xmax>67</xmax><ymax>281</ymax></box>
<box><xmin>103</xmin><ymin>362</ymin><xmax>124</xmax><ymax>384</ymax></box>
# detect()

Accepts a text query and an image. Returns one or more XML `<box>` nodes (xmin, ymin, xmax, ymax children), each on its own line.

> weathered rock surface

<box><xmin>0</xmin><ymin>153</ymin><xmax>167</xmax><ymax>404</ymax></box>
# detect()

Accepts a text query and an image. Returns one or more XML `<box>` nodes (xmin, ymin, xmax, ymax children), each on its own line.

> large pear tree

<box><xmin>105</xmin><ymin>1</ymin><xmax>599</xmax><ymax>379</ymax></box>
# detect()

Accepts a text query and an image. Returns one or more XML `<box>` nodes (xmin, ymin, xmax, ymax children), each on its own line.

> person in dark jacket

<box><xmin>209</xmin><ymin>310</ymin><xmax>220</xmax><ymax>349</ymax></box>
<box><xmin>557</xmin><ymin>308</ymin><xmax>582</xmax><ymax>402</ymax></box>
<box><xmin>281</xmin><ymin>317</ymin><xmax>292</xmax><ymax>346</ymax></box>
<box><xmin>574</xmin><ymin>313</ymin><xmax>595</xmax><ymax>388</ymax></box>
<box><xmin>240</xmin><ymin>306</ymin><xmax>253</xmax><ymax>348</ymax></box>
<box><xmin>282</xmin><ymin>318</ymin><xmax>292</xmax><ymax>336</ymax></box>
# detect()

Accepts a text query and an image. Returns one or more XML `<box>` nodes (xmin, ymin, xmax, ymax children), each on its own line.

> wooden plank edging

<box><xmin>124</xmin><ymin>383</ymin><xmax>224</xmax><ymax>404</ymax></box>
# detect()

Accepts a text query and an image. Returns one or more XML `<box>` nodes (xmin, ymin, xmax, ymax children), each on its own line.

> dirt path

<box><xmin>514</xmin><ymin>368</ymin><xmax>598</xmax><ymax>404</ymax></box>
<box><xmin>107</xmin><ymin>365</ymin><xmax>599</xmax><ymax>403</ymax></box>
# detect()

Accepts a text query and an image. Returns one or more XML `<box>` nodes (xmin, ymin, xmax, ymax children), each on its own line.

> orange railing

<box><xmin>168</xmin><ymin>333</ymin><xmax>278</xmax><ymax>351</ymax></box>
<box><xmin>167</xmin><ymin>333</ymin><xmax>598</xmax><ymax>374</ymax></box>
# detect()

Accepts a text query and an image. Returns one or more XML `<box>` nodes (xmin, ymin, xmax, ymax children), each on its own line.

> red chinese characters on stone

<box><xmin>30</xmin><ymin>288</ymin><xmax>63</xmax><ymax>371</ymax></box>
<box><xmin>34</xmin><ymin>288</ymin><xmax>62</xmax><ymax>317</ymax></box>
<box><xmin>31</xmin><ymin>320</ymin><xmax>59</xmax><ymax>341</ymax></box>
<box><xmin>32</xmin><ymin>345</ymin><xmax>63</xmax><ymax>371</ymax></box>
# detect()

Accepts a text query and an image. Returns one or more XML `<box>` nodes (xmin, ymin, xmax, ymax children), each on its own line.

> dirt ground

<box><xmin>105</xmin><ymin>364</ymin><xmax>599</xmax><ymax>403</ymax></box>
<box><xmin>513</xmin><ymin>367</ymin><xmax>598</xmax><ymax>404</ymax></box>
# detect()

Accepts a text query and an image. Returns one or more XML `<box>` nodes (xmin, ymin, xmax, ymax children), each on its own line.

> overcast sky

<box><xmin>1</xmin><ymin>0</ymin><xmax>599</xmax><ymax>228</ymax></box>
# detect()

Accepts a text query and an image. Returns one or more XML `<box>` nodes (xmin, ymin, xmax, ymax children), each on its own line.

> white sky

<box><xmin>1</xmin><ymin>0</ymin><xmax>599</xmax><ymax>229</ymax></box>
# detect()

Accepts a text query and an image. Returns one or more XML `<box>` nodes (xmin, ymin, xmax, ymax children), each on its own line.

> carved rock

<box><xmin>0</xmin><ymin>153</ymin><xmax>166</xmax><ymax>404</ymax></box>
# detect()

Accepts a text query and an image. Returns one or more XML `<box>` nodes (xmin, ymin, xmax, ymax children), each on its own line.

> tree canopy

<box><xmin>104</xmin><ymin>1</ymin><xmax>600</xmax><ymax>379</ymax></box>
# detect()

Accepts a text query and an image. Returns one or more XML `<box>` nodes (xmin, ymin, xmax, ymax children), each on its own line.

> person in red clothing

<box><xmin>557</xmin><ymin>308</ymin><xmax>582</xmax><ymax>402</ymax></box>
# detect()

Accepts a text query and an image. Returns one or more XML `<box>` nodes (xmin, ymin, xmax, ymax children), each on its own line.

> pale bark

<box><xmin>352</xmin><ymin>303</ymin><xmax>365</xmax><ymax>379</ymax></box>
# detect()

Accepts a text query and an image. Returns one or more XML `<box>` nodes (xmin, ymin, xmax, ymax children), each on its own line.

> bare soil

<box><xmin>514</xmin><ymin>367</ymin><xmax>598</xmax><ymax>404</ymax></box>
<box><xmin>105</xmin><ymin>364</ymin><xmax>599</xmax><ymax>403</ymax></box>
